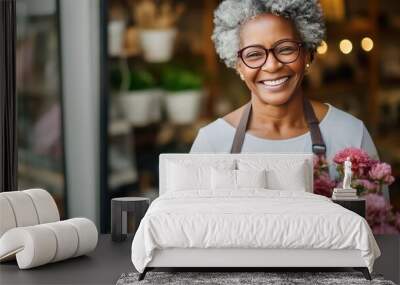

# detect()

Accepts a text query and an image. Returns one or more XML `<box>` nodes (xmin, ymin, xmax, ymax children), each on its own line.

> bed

<box><xmin>131</xmin><ymin>153</ymin><xmax>381</xmax><ymax>281</ymax></box>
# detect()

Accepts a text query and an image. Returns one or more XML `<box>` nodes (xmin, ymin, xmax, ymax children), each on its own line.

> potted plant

<box><xmin>130</xmin><ymin>0</ymin><xmax>185</xmax><ymax>62</ymax></box>
<box><xmin>161</xmin><ymin>67</ymin><xmax>204</xmax><ymax>124</ymax></box>
<box><xmin>108</xmin><ymin>2</ymin><xmax>128</xmax><ymax>57</ymax></box>
<box><xmin>118</xmin><ymin>69</ymin><xmax>162</xmax><ymax>126</ymax></box>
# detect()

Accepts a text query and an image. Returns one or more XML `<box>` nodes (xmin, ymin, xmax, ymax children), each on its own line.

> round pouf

<box><xmin>111</xmin><ymin>197</ymin><xmax>150</xmax><ymax>242</ymax></box>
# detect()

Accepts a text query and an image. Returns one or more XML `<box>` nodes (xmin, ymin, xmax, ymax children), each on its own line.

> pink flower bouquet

<box><xmin>313</xmin><ymin>147</ymin><xmax>399</xmax><ymax>234</ymax></box>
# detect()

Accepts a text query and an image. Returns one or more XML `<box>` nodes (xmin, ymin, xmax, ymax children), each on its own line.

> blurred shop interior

<box><xmin>15</xmin><ymin>0</ymin><xmax>400</xmax><ymax>232</ymax></box>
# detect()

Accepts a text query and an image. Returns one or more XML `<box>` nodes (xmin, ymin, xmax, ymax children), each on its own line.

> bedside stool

<box><xmin>111</xmin><ymin>197</ymin><xmax>150</xmax><ymax>242</ymax></box>
<box><xmin>332</xmin><ymin>198</ymin><xmax>366</xmax><ymax>218</ymax></box>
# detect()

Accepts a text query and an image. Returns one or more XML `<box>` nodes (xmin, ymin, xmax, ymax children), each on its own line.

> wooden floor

<box><xmin>0</xmin><ymin>235</ymin><xmax>398</xmax><ymax>285</ymax></box>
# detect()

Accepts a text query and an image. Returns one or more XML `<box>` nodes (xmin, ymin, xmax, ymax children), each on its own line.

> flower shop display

<box><xmin>313</xmin><ymin>147</ymin><xmax>399</xmax><ymax>234</ymax></box>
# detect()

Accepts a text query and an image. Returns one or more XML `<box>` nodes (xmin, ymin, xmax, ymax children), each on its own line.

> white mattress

<box><xmin>131</xmin><ymin>190</ymin><xmax>381</xmax><ymax>273</ymax></box>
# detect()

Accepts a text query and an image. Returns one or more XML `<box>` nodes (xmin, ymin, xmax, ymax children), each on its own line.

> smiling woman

<box><xmin>236</xmin><ymin>14</ymin><xmax>308</xmax><ymax>107</ymax></box>
<box><xmin>190</xmin><ymin>0</ymin><xmax>380</xmax><ymax>184</ymax></box>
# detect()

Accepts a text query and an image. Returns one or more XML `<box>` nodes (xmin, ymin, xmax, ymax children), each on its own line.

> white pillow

<box><xmin>237</xmin><ymin>159</ymin><xmax>307</xmax><ymax>191</ymax></box>
<box><xmin>211</xmin><ymin>168</ymin><xmax>236</xmax><ymax>190</ymax></box>
<box><xmin>236</xmin><ymin>169</ymin><xmax>267</xmax><ymax>188</ymax></box>
<box><xmin>167</xmin><ymin>159</ymin><xmax>235</xmax><ymax>191</ymax></box>
<box><xmin>167</xmin><ymin>162</ymin><xmax>209</xmax><ymax>191</ymax></box>
<box><xmin>211</xmin><ymin>168</ymin><xmax>267</xmax><ymax>190</ymax></box>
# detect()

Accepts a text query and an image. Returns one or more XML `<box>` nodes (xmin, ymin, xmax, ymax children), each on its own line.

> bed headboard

<box><xmin>159</xmin><ymin>153</ymin><xmax>314</xmax><ymax>196</ymax></box>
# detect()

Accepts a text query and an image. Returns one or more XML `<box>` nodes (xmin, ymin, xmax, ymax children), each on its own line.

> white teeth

<box><xmin>262</xmin><ymin>77</ymin><xmax>289</xmax><ymax>86</ymax></box>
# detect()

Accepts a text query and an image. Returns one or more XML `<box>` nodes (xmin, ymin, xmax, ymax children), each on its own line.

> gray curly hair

<box><xmin>212</xmin><ymin>0</ymin><xmax>326</xmax><ymax>68</ymax></box>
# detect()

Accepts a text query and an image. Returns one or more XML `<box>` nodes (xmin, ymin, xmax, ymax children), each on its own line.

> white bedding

<box><xmin>131</xmin><ymin>190</ymin><xmax>380</xmax><ymax>273</ymax></box>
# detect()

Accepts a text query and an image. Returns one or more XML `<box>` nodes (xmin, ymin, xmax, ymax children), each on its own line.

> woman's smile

<box><xmin>257</xmin><ymin>75</ymin><xmax>292</xmax><ymax>92</ymax></box>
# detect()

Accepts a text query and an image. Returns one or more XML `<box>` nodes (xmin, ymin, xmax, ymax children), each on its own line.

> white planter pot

<box><xmin>108</xmin><ymin>20</ymin><xmax>125</xmax><ymax>56</ymax></box>
<box><xmin>118</xmin><ymin>89</ymin><xmax>162</xmax><ymax>126</ymax></box>
<box><xmin>139</xmin><ymin>28</ymin><xmax>177</xmax><ymax>63</ymax></box>
<box><xmin>165</xmin><ymin>90</ymin><xmax>203</xmax><ymax>124</ymax></box>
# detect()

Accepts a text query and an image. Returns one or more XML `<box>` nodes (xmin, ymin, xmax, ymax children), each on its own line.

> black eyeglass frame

<box><xmin>237</xmin><ymin>39</ymin><xmax>304</xmax><ymax>69</ymax></box>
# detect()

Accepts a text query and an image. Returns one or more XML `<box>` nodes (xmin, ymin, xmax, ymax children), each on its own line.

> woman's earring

<box><xmin>239</xmin><ymin>73</ymin><xmax>245</xmax><ymax>80</ymax></box>
<box><xmin>305</xmin><ymin>63</ymin><xmax>311</xmax><ymax>74</ymax></box>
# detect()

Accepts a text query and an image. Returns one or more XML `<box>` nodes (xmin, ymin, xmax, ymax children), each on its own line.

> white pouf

<box><xmin>23</xmin><ymin>189</ymin><xmax>60</xmax><ymax>224</ymax></box>
<box><xmin>0</xmin><ymin>191</ymin><xmax>39</xmax><ymax>227</ymax></box>
<box><xmin>0</xmin><ymin>218</ymin><xmax>98</xmax><ymax>269</ymax></box>
<box><xmin>42</xmin><ymin>221</ymin><xmax>79</xmax><ymax>262</ymax></box>
<box><xmin>65</xmin><ymin>218</ymin><xmax>98</xmax><ymax>257</ymax></box>
<box><xmin>0</xmin><ymin>225</ymin><xmax>57</xmax><ymax>268</ymax></box>
<box><xmin>0</xmin><ymin>196</ymin><xmax>17</xmax><ymax>237</ymax></box>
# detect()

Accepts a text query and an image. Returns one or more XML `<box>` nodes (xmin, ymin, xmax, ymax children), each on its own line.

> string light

<box><xmin>317</xmin><ymin>40</ymin><xmax>328</xmax><ymax>55</ymax></box>
<box><xmin>361</xmin><ymin>37</ymin><xmax>374</xmax><ymax>52</ymax></box>
<box><xmin>339</xmin><ymin>39</ymin><xmax>353</xmax><ymax>54</ymax></box>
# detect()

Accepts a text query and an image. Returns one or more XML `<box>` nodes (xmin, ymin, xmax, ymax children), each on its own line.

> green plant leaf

<box><xmin>128</xmin><ymin>70</ymin><xmax>157</xmax><ymax>91</ymax></box>
<box><xmin>161</xmin><ymin>67</ymin><xmax>203</xmax><ymax>92</ymax></box>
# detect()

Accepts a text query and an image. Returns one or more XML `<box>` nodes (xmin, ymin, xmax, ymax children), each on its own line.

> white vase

<box><xmin>108</xmin><ymin>20</ymin><xmax>125</xmax><ymax>56</ymax></box>
<box><xmin>165</xmin><ymin>90</ymin><xmax>203</xmax><ymax>124</ymax></box>
<box><xmin>139</xmin><ymin>28</ymin><xmax>177</xmax><ymax>63</ymax></box>
<box><xmin>118</xmin><ymin>89</ymin><xmax>161</xmax><ymax>126</ymax></box>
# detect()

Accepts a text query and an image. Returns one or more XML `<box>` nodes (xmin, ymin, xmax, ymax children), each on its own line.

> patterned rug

<box><xmin>116</xmin><ymin>271</ymin><xmax>396</xmax><ymax>285</ymax></box>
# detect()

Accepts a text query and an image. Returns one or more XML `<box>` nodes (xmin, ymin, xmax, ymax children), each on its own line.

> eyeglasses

<box><xmin>237</xmin><ymin>39</ymin><xmax>303</xmax><ymax>69</ymax></box>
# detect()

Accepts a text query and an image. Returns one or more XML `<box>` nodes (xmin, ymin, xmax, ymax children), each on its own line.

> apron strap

<box><xmin>230</xmin><ymin>97</ymin><xmax>326</xmax><ymax>157</ymax></box>
<box><xmin>302</xmin><ymin>97</ymin><xmax>326</xmax><ymax>157</ymax></box>
<box><xmin>230</xmin><ymin>101</ymin><xmax>252</xmax><ymax>154</ymax></box>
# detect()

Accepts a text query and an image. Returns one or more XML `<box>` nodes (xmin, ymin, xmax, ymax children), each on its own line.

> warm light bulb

<box><xmin>339</xmin><ymin>39</ymin><xmax>353</xmax><ymax>54</ymax></box>
<box><xmin>361</xmin><ymin>37</ymin><xmax>374</xmax><ymax>52</ymax></box>
<box><xmin>317</xmin><ymin>40</ymin><xmax>328</xmax><ymax>55</ymax></box>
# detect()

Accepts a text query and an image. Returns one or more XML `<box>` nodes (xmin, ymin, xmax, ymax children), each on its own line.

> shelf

<box><xmin>109</xmin><ymin>120</ymin><xmax>132</xmax><ymax>136</ymax></box>
<box><xmin>109</xmin><ymin>169</ymin><xmax>138</xmax><ymax>189</ymax></box>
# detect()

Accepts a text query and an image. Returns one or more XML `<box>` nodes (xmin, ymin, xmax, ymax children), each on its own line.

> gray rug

<box><xmin>116</xmin><ymin>271</ymin><xmax>396</xmax><ymax>285</ymax></box>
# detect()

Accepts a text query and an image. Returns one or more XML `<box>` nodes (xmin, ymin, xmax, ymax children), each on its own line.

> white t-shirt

<box><xmin>190</xmin><ymin>103</ymin><xmax>379</xmax><ymax>180</ymax></box>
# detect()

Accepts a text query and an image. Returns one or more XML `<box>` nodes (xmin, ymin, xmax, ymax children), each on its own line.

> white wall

<box><xmin>60</xmin><ymin>0</ymin><xmax>100</xmax><ymax>226</ymax></box>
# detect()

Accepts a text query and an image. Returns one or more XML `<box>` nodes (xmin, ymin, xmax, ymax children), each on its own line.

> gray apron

<box><xmin>230</xmin><ymin>97</ymin><xmax>326</xmax><ymax>157</ymax></box>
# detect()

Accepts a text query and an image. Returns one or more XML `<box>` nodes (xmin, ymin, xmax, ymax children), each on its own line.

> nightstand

<box><xmin>111</xmin><ymin>197</ymin><xmax>150</xmax><ymax>242</ymax></box>
<box><xmin>331</xmin><ymin>198</ymin><xmax>366</xmax><ymax>218</ymax></box>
